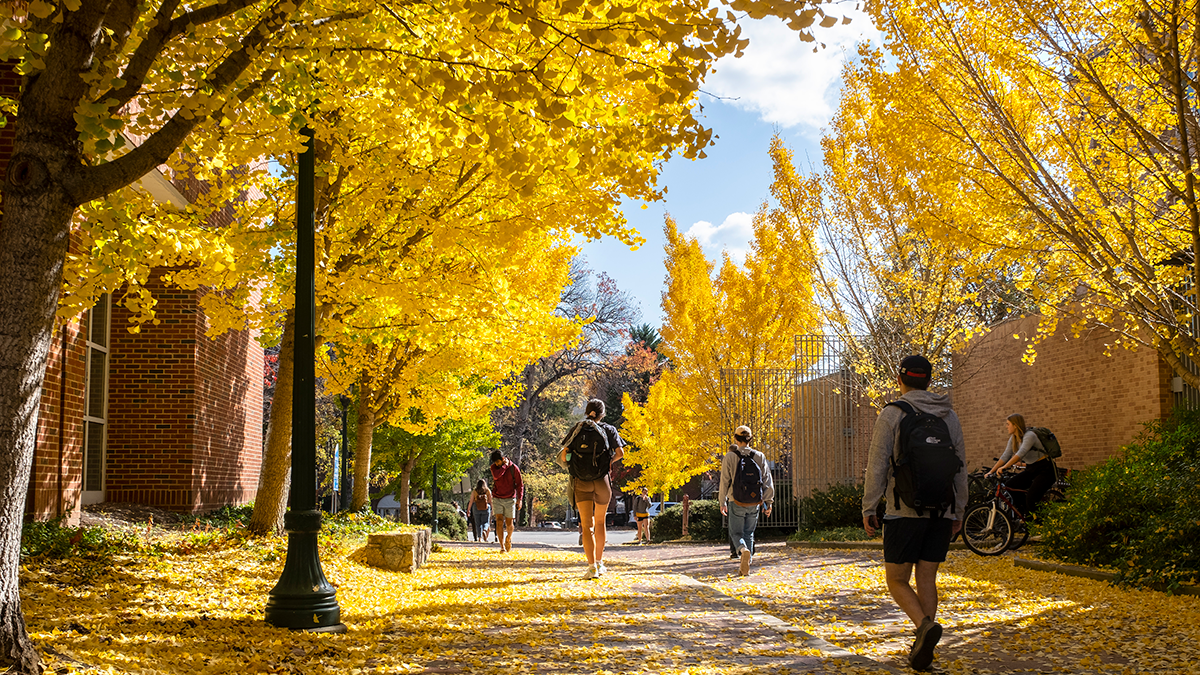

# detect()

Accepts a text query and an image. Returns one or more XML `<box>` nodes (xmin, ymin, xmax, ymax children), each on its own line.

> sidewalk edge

<box><xmin>1013</xmin><ymin>557</ymin><xmax>1200</xmax><ymax>596</ymax></box>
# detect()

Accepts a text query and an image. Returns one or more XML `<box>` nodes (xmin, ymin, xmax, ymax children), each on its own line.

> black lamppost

<box><xmin>265</xmin><ymin>127</ymin><xmax>345</xmax><ymax>632</ymax></box>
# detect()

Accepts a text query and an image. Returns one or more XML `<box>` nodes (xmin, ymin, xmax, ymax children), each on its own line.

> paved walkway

<box><xmin>438</xmin><ymin>538</ymin><xmax>1200</xmax><ymax>674</ymax></box>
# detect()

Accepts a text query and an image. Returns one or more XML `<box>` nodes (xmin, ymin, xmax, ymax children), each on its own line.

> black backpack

<box><xmin>566</xmin><ymin>420</ymin><xmax>612</xmax><ymax>481</ymax></box>
<box><xmin>886</xmin><ymin>400</ymin><xmax>963</xmax><ymax>516</ymax></box>
<box><xmin>730</xmin><ymin>447</ymin><xmax>764</xmax><ymax>504</ymax></box>
<box><xmin>1028</xmin><ymin>426</ymin><xmax>1062</xmax><ymax>459</ymax></box>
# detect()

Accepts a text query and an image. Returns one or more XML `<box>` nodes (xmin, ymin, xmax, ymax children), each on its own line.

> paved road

<box><xmin>463</xmin><ymin>525</ymin><xmax>639</xmax><ymax>548</ymax></box>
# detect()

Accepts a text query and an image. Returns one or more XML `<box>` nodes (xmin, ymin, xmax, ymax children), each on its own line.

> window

<box><xmin>82</xmin><ymin>294</ymin><xmax>110</xmax><ymax>504</ymax></box>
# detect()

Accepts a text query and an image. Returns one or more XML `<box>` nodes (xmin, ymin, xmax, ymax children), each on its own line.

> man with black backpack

<box><xmin>719</xmin><ymin>425</ymin><xmax>774</xmax><ymax>576</ymax></box>
<box><xmin>862</xmin><ymin>355</ymin><xmax>967</xmax><ymax>672</ymax></box>
<box><xmin>558</xmin><ymin>399</ymin><xmax>624</xmax><ymax>579</ymax></box>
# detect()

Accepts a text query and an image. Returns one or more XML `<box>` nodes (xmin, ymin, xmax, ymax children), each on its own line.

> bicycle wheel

<box><xmin>1008</xmin><ymin>518</ymin><xmax>1030</xmax><ymax>550</ymax></box>
<box><xmin>963</xmin><ymin>504</ymin><xmax>1013</xmax><ymax>556</ymax></box>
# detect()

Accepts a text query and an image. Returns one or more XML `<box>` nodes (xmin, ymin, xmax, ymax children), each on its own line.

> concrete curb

<box><xmin>1013</xmin><ymin>557</ymin><xmax>1200</xmax><ymax>596</ymax></box>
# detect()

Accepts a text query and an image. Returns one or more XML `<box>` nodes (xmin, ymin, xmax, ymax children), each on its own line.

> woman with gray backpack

<box><xmin>986</xmin><ymin>413</ymin><xmax>1062</xmax><ymax>517</ymax></box>
<box><xmin>558</xmin><ymin>398</ymin><xmax>625</xmax><ymax>579</ymax></box>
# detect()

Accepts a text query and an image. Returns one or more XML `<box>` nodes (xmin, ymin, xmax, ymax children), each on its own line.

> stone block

<box><xmin>350</xmin><ymin>527</ymin><xmax>431</xmax><ymax>572</ymax></box>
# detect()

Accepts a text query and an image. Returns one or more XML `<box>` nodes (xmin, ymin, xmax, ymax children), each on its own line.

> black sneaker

<box><xmin>909</xmin><ymin>617</ymin><xmax>942</xmax><ymax>671</ymax></box>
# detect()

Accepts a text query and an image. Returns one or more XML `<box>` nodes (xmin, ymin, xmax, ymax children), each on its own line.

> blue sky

<box><xmin>581</xmin><ymin>9</ymin><xmax>879</xmax><ymax>329</ymax></box>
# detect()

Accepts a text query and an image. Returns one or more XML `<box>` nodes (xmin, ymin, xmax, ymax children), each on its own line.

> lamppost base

<box><xmin>265</xmin><ymin>510</ymin><xmax>344</xmax><ymax>630</ymax></box>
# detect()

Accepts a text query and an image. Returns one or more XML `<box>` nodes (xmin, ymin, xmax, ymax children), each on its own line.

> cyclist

<box><xmin>986</xmin><ymin>413</ymin><xmax>1055</xmax><ymax>517</ymax></box>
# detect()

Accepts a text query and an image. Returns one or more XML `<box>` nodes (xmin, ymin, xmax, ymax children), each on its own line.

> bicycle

<box><xmin>962</xmin><ymin>460</ymin><xmax>1067</xmax><ymax>556</ymax></box>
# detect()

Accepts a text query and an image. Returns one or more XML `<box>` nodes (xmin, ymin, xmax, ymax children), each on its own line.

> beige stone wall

<box><xmin>952</xmin><ymin>315</ymin><xmax>1173</xmax><ymax>472</ymax></box>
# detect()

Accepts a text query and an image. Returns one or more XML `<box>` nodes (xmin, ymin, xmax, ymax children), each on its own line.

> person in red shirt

<box><xmin>489</xmin><ymin>450</ymin><xmax>524</xmax><ymax>552</ymax></box>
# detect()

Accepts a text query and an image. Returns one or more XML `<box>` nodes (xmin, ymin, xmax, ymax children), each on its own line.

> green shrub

<box><xmin>410</xmin><ymin>500</ymin><xmax>468</xmax><ymax>540</ymax></box>
<box><xmin>801</xmin><ymin>481</ymin><xmax>865</xmax><ymax>531</ymax></box>
<box><xmin>180</xmin><ymin>504</ymin><xmax>254</xmax><ymax>528</ymax></box>
<box><xmin>323</xmin><ymin>509</ymin><xmax>406</xmax><ymax>538</ymax></box>
<box><xmin>650</xmin><ymin>500</ymin><xmax>724</xmax><ymax>541</ymax></box>
<box><xmin>21</xmin><ymin>519</ymin><xmax>134</xmax><ymax>584</ymax></box>
<box><xmin>1037</xmin><ymin>408</ymin><xmax>1200</xmax><ymax>588</ymax></box>
<box><xmin>790</xmin><ymin>526</ymin><xmax>874</xmax><ymax>542</ymax></box>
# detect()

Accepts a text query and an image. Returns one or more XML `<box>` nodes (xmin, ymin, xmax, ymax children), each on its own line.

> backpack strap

<box><xmin>884</xmin><ymin>399</ymin><xmax>919</xmax><ymax>515</ymax></box>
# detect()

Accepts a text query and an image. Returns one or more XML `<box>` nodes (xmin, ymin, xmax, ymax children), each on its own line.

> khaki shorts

<box><xmin>493</xmin><ymin>497</ymin><xmax>517</xmax><ymax>520</ymax></box>
<box><xmin>572</xmin><ymin>475</ymin><xmax>612</xmax><ymax>505</ymax></box>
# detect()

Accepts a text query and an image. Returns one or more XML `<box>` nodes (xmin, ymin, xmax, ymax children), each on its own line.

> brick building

<box><xmin>7</xmin><ymin>62</ymin><xmax>264</xmax><ymax>525</ymax></box>
<box><xmin>953</xmin><ymin>314</ymin><xmax>1175</xmax><ymax>472</ymax></box>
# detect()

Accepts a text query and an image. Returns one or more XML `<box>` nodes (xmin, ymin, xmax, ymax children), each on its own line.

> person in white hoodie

<box><xmin>862</xmin><ymin>355</ymin><xmax>967</xmax><ymax>672</ymax></box>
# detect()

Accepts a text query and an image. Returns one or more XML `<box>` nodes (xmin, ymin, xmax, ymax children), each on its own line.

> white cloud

<box><xmin>685</xmin><ymin>212</ymin><xmax>756</xmax><ymax>264</ymax></box>
<box><xmin>705</xmin><ymin>9</ymin><xmax>881</xmax><ymax>132</ymax></box>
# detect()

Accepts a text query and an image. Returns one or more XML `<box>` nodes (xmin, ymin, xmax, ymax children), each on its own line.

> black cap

<box><xmin>899</xmin><ymin>355</ymin><xmax>932</xmax><ymax>379</ymax></box>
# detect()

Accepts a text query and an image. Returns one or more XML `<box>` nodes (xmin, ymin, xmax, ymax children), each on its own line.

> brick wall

<box><xmin>0</xmin><ymin>61</ymin><xmax>19</xmax><ymax>181</ymax></box>
<box><xmin>193</xmin><ymin>289</ymin><xmax>262</xmax><ymax>508</ymax></box>
<box><xmin>107</xmin><ymin>276</ymin><xmax>262</xmax><ymax>511</ymax></box>
<box><xmin>953</xmin><ymin>315</ymin><xmax>1172</xmax><ymax>472</ymax></box>
<box><xmin>28</xmin><ymin>318</ymin><xmax>88</xmax><ymax>524</ymax></box>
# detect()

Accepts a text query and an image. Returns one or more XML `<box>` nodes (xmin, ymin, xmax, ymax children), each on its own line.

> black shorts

<box><xmin>883</xmin><ymin>517</ymin><xmax>953</xmax><ymax>564</ymax></box>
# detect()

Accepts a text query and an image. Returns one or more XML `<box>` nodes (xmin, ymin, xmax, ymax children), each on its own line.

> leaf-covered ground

<box><xmin>26</xmin><ymin>539</ymin><xmax>832</xmax><ymax>674</ymax></box>
<box><xmin>25</xmin><ymin>538</ymin><xmax>1200</xmax><ymax>674</ymax></box>
<box><xmin>619</xmin><ymin>543</ymin><xmax>1200</xmax><ymax>674</ymax></box>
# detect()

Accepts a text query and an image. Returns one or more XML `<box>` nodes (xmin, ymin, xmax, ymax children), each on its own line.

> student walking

<box><xmin>632</xmin><ymin>486</ymin><xmax>652</xmax><ymax>544</ymax></box>
<box><xmin>719</xmin><ymin>425</ymin><xmax>774</xmax><ymax>576</ymax></box>
<box><xmin>559</xmin><ymin>398</ymin><xmax>625</xmax><ymax>579</ymax></box>
<box><xmin>861</xmin><ymin>355</ymin><xmax>967</xmax><ymax>671</ymax></box>
<box><xmin>468</xmin><ymin>479</ymin><xmax>493</xmax><ymax>543</ymax></box>
<box><xmin>489</xmin><ymin>450</ymin><xmax>523</xmax><ymax>552</ymax></box>
<box><xmin>986</xmin><ymin>414</ymin><xmax>1056</xmax><ymax>516</ymax></box>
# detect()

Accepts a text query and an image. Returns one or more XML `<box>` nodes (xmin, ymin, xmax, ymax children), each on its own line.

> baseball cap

<box><xmin>899</xmin><ymin>355</ymin><xmax>932</xmax><ymax>379</ymax></box>
<box><xmin>734</xmin><ymin>425</ymin><xmax>753</xmax><ymax>440</ymax></box>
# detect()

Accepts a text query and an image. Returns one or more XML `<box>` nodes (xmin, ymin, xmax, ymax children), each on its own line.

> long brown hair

<box><xmin>1007</xmin><ymin>413</ymin><xmax>1027</xmax><ymax>450</ymax></box>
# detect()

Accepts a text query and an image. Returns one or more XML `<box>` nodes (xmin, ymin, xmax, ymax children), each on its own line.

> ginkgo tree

<box><xmin>659</xmin><ymin>203</ymin><xmax>822</xmax><ymax>454</ymax></box>
<box><xmin>850</xmin><ymin>0</ymin><xmax>1200</xmax><ymax>386</ymax></box>
<box><xmin>0</xmin><ymin>0</ymin><xmax>849</xmax><ymax>669</ymax></box>
<box><xmin>619</xmin><ymin>371</ymin><xmax>708</xmax><ymax>500</ymax></box>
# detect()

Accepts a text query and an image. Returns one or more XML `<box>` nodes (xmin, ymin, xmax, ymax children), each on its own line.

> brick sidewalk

<box><xmin>605</xmin><ymin>540</ymin><xmax>1200</xmax><ymax>675</ymax></box>
<box><xmin>431</xmin><ymin>542</ymin><xmax>888</xmax><ymax>674</ymax></box>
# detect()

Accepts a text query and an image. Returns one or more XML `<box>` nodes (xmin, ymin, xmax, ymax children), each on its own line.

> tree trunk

<box><xmin>350</xmin><ymin>381</ymin><xmax>374</xmax><ymax>511</ymax></box>
<box><xmin>398</xmin><ymin>454</ymin><xmax>418</xmax><ymax>525</ymax></box>
<box><xmin>0</xmin><ymin>136</ymin><xmax>85</xmax><ymax>675</ymax></box>
<box><xmin>248</xmin><ymin>310</ymin><xmax>295</xmax><ymax>535</ymax></box>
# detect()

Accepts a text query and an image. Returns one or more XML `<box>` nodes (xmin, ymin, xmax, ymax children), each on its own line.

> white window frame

<box><xmin>81</xmin><ymin>294</ymin><xmax>110</xmax><ymax>505</ymax></box>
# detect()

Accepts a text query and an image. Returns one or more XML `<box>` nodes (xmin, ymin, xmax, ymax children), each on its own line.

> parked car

<box><xmin>540</xmin><ymin>521</ymin><xmax>563</xmax><ymax>529</ymax></box>
<box><xmin>647</xmin><ymin>501</ymin><xmax>679</xmax><ymax>517</ymax></box>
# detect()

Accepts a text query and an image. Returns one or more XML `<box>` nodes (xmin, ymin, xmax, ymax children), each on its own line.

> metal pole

<box><xmin>431</xmin><ymin>459</ymin><xmax>439</xmax><ymax>536</ymax></box>
<box><xmin>265</xmin><ymin>127</ymin><xmax>345</xmax><ymax>632</ymax></box>
<box><xmin>339</xmin><ymin>395</ymin><xmax>350</xmax><ymax>513</ymax></box>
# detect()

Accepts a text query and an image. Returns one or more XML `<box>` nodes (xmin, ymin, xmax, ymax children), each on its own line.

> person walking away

<box><xmin>468</xmin><ymin>479</ymin><xmax>493</xmax><ymax>543</ymax></box>
<box><xmin>559</xmin><ymin>398</ymin><xmax>625</xmax><ymax>579</ymax></box>
<box><xmin>632</xmin><ymin>486</ymin><xmax>652</xmax><ymax>544</ymax></box>
<box><xmin>986</xmin><ymin>414</ymin><xmax>1057</xmax><ymax>517</ymax></box>
<box><xmin>489</xmin><ymin>451</ymin><xmax>523</xmax><ymax>552</ymax></box>
<box><xmin>719</xmin><ymin>425</ymin><xmax>774</xmax><ymax>576</ymax></box>
<box><xmin>861</xmin><ymin>355</ymin><xmax>967</xmax><ymax>672</ymax></box>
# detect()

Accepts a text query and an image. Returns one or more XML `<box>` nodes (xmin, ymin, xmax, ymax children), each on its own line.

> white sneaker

<box><xmin>739</xmin><ymin>547</ymin><xmax>752</xmax><ymax>576</ymax></box>
<box><xmin>596</xmin><ymin>561</ymin><xmax>607</xmax><ymax>576</ymax></box>
<box><xmin>582</xmin><ymin>565</ymin><xmax>598</xmax><ymax>580</ymax></box>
